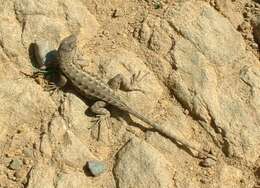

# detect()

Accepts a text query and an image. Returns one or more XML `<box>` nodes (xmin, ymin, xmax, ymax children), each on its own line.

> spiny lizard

<box><xmin>56</xmin><ymin>34</ymin><xmax>216</xmax><ymax>160</ymax></box>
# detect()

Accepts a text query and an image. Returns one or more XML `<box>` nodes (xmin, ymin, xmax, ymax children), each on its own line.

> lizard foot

<box><xmin>90</xmin><ymin>115</ymin><xmax>111</xmax><ymax>142</ymax></box>
<box><xmin>44</xmin><ymin>82</ymin><xmax>60</xmax><ymax>96</ymax></box>
<box><xmin>129</xmin><ymin>70</ymin><xmax>149</xmax><ymax>94</ymax></box>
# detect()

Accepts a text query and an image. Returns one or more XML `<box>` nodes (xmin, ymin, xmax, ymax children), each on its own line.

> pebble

<box><xmin>200</xmin><ymin>158</ymin><xmax>217</xmax><ymax>167</ymax></box>
<box><xmin>87</xmin><ymin>160</ymin><xmax>106</xmax><ymax>176</ymax></box>
<box><xmin>9</xmin><ymin>159</ymin><xmax>23</xmax><ymax>170</ymax></box>
<box><xmin>23</xmin><ymin>148</ymin><xmax>34</xmax><ymax>158</ymax></box>
<box><xmin>251</xmin><ymin>42</ymin><xmax>259</xmax><ymax>49</ymax></box>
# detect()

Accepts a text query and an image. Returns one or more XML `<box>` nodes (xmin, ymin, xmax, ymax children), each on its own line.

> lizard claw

<box><xmin>129</xmin><ymin>71</ymin><xmax>149</xmax><ymax>94</ymax></box>
<box><xmin>90</xmin><ymin>115</ymin><xmax>111</xmax><ymax>141</ymax></box>
<box><xmin>44</xmin><ymin>82</ymin><xmax>60</xmax><ymax>96</ymax></box>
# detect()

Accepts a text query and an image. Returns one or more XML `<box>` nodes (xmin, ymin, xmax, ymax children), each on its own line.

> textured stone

<box><xmin>114</xmin><ymin>137</ymin><xmax>173</xmax><ymax>188</ymax></box>
<box><xmin>9</xmin><ymin>159</ymin><xmax>23</xmax><ymax>170</ymax></box>
<box><xmin>58</xmin><ymin>131</ymin><xmax>96</xmax><ymax>168</ymax></box>
<box><xmin>27</xmin><ymin>163</ymin><xmax>55</xmax><ymax>188</ymax></box>
<box><xmin>167</xmin><ymin>1</ymin><xmax>260</xmax><ymax>162</ymax></box>
<box><xmin>167</xmin><ymin>0</ymin><xmax>245</xmax><ymax>65</ymax></box>
<box><xmin>218</xmin><ymin>165</ymin><xmax>244</xmax><ymax>188</ymax></box>
<box><xmin>40</xmin><ymin>134</ymin><xmax>52</xmax><ymax>157</ymax></box>
<box><xmin>56</xmin><ymin>172</ymin><xmax>93</xmax><ymax>188</ymax></box>
<box><xmin>87</xmin><ymin>160</ymin><xmax>107</xmax><ymax>176</ymax></box>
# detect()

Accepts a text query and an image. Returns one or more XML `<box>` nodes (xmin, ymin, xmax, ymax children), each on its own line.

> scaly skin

<box><xmin>57</xmin><ymin>34</ymin><xmax>216</xmax><ymax>160</ymax></box>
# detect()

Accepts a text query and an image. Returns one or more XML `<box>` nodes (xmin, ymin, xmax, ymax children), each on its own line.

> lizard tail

<box><xmin>127</xmin><ymin>108</ymin><xmax>217</xmax><ymax>160</ymax></box>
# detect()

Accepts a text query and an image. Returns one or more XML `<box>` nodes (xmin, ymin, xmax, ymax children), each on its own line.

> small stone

<box><xmin>184</xmin><ymin>109</ymin><xmax>189</xmax><ymax>115</ymax></box>
<box><xmin>87</xmin><ymin>160</ymin><xmax>106</xmax><ymax>176</ymax></box>
<box><xmin>6</xmin><ymin>170</ymin><xmax>16</xmax><ymax>181</ymax></box>
<box><xmin>9</xmin><ymin>159</ymin><xmax>23</xmax><ymax>170</ymax></box>
<box><xmin>251</xmin><ymin>42</ymin><xmax>259</xmax><ymax>49</ymax></box>
<box><xmin>3</xmin><ymin>158</ymin><xmax>12</xmax><ymax>167</ymax></box>
<box><xmin>102</xmin><ymin>30</ymin><xmax>109</xmax><ymax>37</ymax></box>
<box><xmin>23</xmin><ymin>148</ymin><xmax>34</xmax><ymax>158</ymax></box>
<box><xmin>200</xmin><ymin>158</ymin><xmax>217</xmax><ymax>167</ymax></box>
<box><xmin>23</xmin><ymin>158</ymin><xmax>30</xmax><ymax>165</ymax></box>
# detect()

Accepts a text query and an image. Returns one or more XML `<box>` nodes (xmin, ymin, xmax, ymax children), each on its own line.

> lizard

<box><xmin>55</xmin><ymin>34</ymin><xmax>216</xmax><ymax>160</ymax></box>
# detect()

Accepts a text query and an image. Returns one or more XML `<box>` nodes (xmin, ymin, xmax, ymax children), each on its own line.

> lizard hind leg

<box><xmin>90</xmin><ymin>101</ymin><xmax>111</xmax><ymax>142</ymax></box>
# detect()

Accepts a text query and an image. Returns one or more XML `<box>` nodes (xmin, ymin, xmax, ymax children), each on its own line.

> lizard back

<box><xmin>57</xmin><ymin>35</ymin><xmax>131</xmax><ymax>111</ymax></box>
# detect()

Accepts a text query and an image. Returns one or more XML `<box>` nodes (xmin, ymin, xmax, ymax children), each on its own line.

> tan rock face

<box><xmin>0</xmin><ymin>0</ymin><xmax>259</xmax><ymax>187</ymax></box>
<box><xmin>167</xmin><ymin>1</ymin><xmax>260</xmax><ymax>163</ymax></box>
<box><xmin>114</xmin><ymin>138</ymin><xmax>174</xmax><ymax>188</ymax></box>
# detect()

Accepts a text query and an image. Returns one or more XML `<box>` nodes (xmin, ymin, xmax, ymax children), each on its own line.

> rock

<box><xmin>218</xmin><ymin>164</ymin><xmax>244</xmax><ymax>188</ymax></box>
<box><xmin>200</xmin><ymin>158</ymin><xmax>217</xmax><ymax>167</ymax></box>
<box><xmin>167</xmin><ymin>0</ymin><xmax>245</xmax><ymax>65</ymax></box>
<box><xmin>167</xmin><ymin>0</ymin><xmax>260</xmax><ymax>162</ymax></box>
<box><xmin>214</xmin><ymin>0</ymin><xmax>243</xmax><ymax>27</ymax></box>
<box><xmin>9</xmin><ymin>159</ymin><xmax>23</xmax><ymax>170</ymax></box>
<box><xmin>49</xmin><ymin>116</ymin><xmax>67</xmax><ymax>141</ymax></box>
<box><xmin>23</xmin><ymin>148</ymin><xmax>34</xmax><ymax>158</ymax></box>
<box><xmin>0</xmin><ymin>13</ymin><xmax>25</xmax><ymax>61</ymax></box>
<box><xmin>27</xmin><ymin>163</ymin><xmax>55</xmax><ymax>188</ymax></box>
<box><xmin>136</xmin><ymin>15</ymin><xmax>173</xmax><ymax>56</ymax></box>
<box><xmin>0</xmin><ymin>79</ymin><xmax>56</xmax><ymax>128</ymax></box>
<box><xmin>15</xmin><ymin>0</ymin><xmax>100</xmax><ymax>47</ymax></box>
<box><xmin>60</xmin><ymin>0</ymin><xmax>100</xmax><ymax>40</ymax></box>
<box><xmin>0</xmin><ymin>122</ymin><xmax>7</xmax><ymax>142</ymax></box>
<box><xmin>114</xmin><ymin>137</ymin><xmax>173</xmax><ymax>188</ymax></box>
<box><xmin>0</xmin><ymin>0</ymin><xmax>259</xmax><ymax>187</ymax></box>
<box><xmin>34</xmin><ymin>39</ymin><xmax>57</xmax><ymax>68</ymax></box>
<box><xmin>58</xmin><ymin>131</ymin><xmax>96</xmax><ymax>168</ymax></box>
<box><xmin>241</xmin><ymin>63</ymin><xmax>260</xmax><ymax>104</ymax></box>
<box><xmin>63</xmin><ymin>93</ymin><xmax>92</xmax><ymax>135</ymax></box>
<box><xmin>40</xmin><ymin>134</ymin><xmax>52</xmax><ymax>157</ymax></box>
<box><xmin>253</xmin><ymin>23</ymin><xmax>260</xmax><ymax>47</ymax></box>
<box><xmin>148</xmin><ymin>29</ymin><xmax>172</xmax><ymax>55</ymax></box>
<box><xmin>14</xmin><ymin>168</ymin><xmax>27</xmax><ymax>179</ymax></box>
<box><xmin>56</xmin><ymin>172</ymin><xmax>93</xmax><ymax>188</ymax></box>
<box><xmin>87</xmin><ymin>160</ymin><xmax>107</xmax><ymax>176</ymax></box>
<box><xmin>136</xmin><ymin>22</ymin><xmax>151</xmax><ymax>44</ymax></box>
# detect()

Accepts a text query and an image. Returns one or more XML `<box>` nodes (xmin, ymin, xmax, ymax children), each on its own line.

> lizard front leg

<box><xmin>108</xmin><ymin>72</ymin><xmax>148</xmax><ymax>94</ymax></box>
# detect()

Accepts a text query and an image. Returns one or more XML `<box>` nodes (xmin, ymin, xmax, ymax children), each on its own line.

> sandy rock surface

<box><xmin>0</xmin><ymin>0</ymin><xmax>259</xmax><ymax>187</ymax></box>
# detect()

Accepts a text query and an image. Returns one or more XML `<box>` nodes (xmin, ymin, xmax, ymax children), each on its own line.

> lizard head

<box><xmin>58</xmin><ymin>34</ymin><xmax>77</xmax><ymax>61</ymax></box>
<box><xmin>59</xmin><ymin>34</ymin><xmax>77</xmax><ymax>52</ymax></box>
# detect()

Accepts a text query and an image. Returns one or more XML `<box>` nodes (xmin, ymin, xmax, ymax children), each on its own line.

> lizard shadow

<box><xmin>28</xmin><ymin>43</ymin><xmax>58</xmax><ymax>69</ymax></box>
<box><xmin>61</xmin><ymin>82</ymin><xmax>148</xmax><ymax>132</ymax></box>
<box><xmin>28</xmin><ymin>44</ymin><xmax>199</xmax><ymax>158</ymax></box>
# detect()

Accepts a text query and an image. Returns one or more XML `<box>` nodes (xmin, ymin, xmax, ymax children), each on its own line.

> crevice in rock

<box><xmin>23</xmin><ymin>167</ymin><xmax>33</xmax><ymax>188</ymax></box>
<box><xmin>167</xmin><ymin>81</ymin><xmax>231</xmax><ymax>157</ymax></box>
<box><xmin>111</xmin><ymin>140</ymin><xmax>132</xmax><ymax>188</ymax></box>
